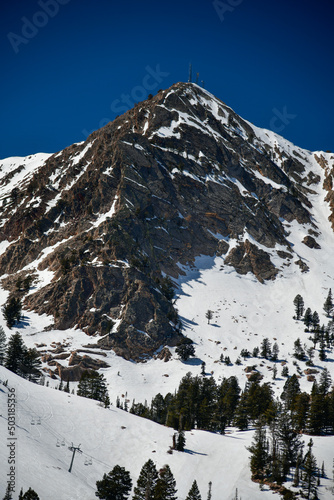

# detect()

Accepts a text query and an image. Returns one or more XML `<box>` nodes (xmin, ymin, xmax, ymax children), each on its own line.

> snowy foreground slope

<box><xmin>0</xmin><ymin>366</ymin><xmax>280</xmax><ymax>500</ymax></box>
<box><xmin>1</xmin><ymin>366</ymin><xmax>334</xmax><ymax>500</ymax></box>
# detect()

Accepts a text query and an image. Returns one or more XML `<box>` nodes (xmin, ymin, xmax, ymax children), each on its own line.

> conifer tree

<box><xmin>205</xmin><ymin>310</ymin><xmax>213</xmax><ymax>324</ymax></box>
<box><xmin>271</xmin><ymin>342</ymin><xmax>279</xmax><ymax>361</ymax></box>
<box><xmin>19</xmin><ymin>488</ymin><xmax>39</xmax><ymax>500</ymax></box>
<box><xmin>292</xmin><ymin>392</ymin><xmax>310</xmax><ymax>432</ymax></box>
<box><xmin>307</xmin><ymin>392</ymin><xmax>326</xmax><ymax>434</ymax></box>
<box><xmin>301</xmin><ymin>439</ymin><xmax>318</xmax><ymax>500</ymax></box>
<box><xmin>293</xmin><ymin>294</ymin><xmax>304</xmax><ymax>320</ymax></box>
<box><xmin>234</xmin><ymin>390</ymin><xmax>249</xmax><ymax>430</ymax></box>
<box><xmin>281</xmin><ymin>374</ymin><xmax>300</xmax><ymax>410</ymax></box>
<box><xmin>276</xmin><ymin>411</ymin><xmax>303</xmax><ymax>479</ymax></box>
<box><xmin>319</xmin><ymin>338</ymin><xmax>327</xmax><ymax>361</ymax></box>
<box><xmin>95</xmin><ymin>464</ymin><xmax>132</xmax><ymax>500</ymax></box>
<box><xmin>206</xmin><ymin>481</ymin><xmax>212</xmax><ymax>500</ymax></box>
<box><xmin>319</xmin><ymin>367</ymin><xmax>332</xmax><ymax>395</ymax></box>
<box><xmin>0</xmin><ymin>325</ymin><xmax>6</xmax><ymax>365</ymax></box>
<box><xmin>260</xmin><ymin>338</ymin><xmax>271</xmax><ymax>359</ymax></box>
<box><xmin>324</xmin><ymin>288</ymin><xmax>333</xmax><ymax>317</ymax></box>
<box><xmin>2</xmin><ymin>296</ymin><xmax>22</xmax><ymax>328</ymax></box>
<box><xmin>23</xmin><ymin>348</ymin><xmax>42</xmax><ymax>382</ymax></box>
<box><xmin>133</xmin><ymin>459</ymin><xmax>159</xmax><ymax>500</ymax></box>
<box><xmin>5</xmin><ymin>332</ymin><xmax>27</xmax><ymax>376</ymax></box>
<box><xmin>304</xmin><ymin>308</ymin><xmax>313</xmax><ymax>330</ymax></box>
<box><xmin>77</xmin><ymin>370</ymin><xmax>109</xmax><ymax>404</ymax></box>
<box><xmin>312</xmin><ymin>311</ymin><xmax>320</xmax><ymax>330</ymax></box>
<box><xmin>247</xmin><ymin>420</ymin><xmax>268</xmax><ymax>480</ymax></box>
<box><xmin>185</xmin><ymin>480</ymin><xmax>202</xmax><ymax>500</ymax></box>
<box><xmin>155</xmin><ymin>465</ymin><xmax>177</xmax><ymax>500</ymax></box>
<box><xmin>176</xmin><ymin>430</ymin><xmax>186</xmax><ymax>451</ymax></box>
<box><xmin>3</xmin><ymin>483</ymin><xmax>12</xmax><ymax>500</ymax></box>
<box><xmin>175</xmin><ymin>340</ymin><xmax>195</xmax><ymax>361</ymax></box>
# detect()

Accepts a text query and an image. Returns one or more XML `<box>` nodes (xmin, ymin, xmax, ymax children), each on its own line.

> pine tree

<box><xmin>64</xmin><ymin>378</ymin><xmax>70</xmax><ymax>393</ymax></box>
<box><xmin>260</xmin><ymin>338</ymin><xmax>271</xmax><ymax>359</ymax></box>
<box><xmin>293</xmin><ymin>338</ymin><xmax>306</xmax><ymax>360</ymax></box>
<box><xmin>319</xmin><ymin>367</ymin><xmax>332</xmax><ymax>395</ymax></box>
<box><xmin>234</xmin><ymin>390</ymin><xmax>249</xmax><ymax>430</ymax></box>
<box><xmin>95</xmin><ymin>465</ymin><xmax>132</xmax><ymax>500</ymax></box>
<box><xmin>185</xmin><ymin>480</ymin><xmax>202</xmax><ymax>500</ymax></box>
<box><xmin>301</xmin><ymin>439</ymin><xmax>318</xmax><ymax>500</ymax></box>
<box><xmin>247</xmin><ymin>420</ymin><xmax>268</xmax><ymax>480</ymax></box>
<box><xmin>319</xmin><ymin>338</ymin><xmax>327</xmax><ymax>361</ymax></box>
<box><xmin>304</xmin><ymin>308</ymin><xmax>313</xmax><ymax>330</ymax></box>
<box><xmin>3</xmin><ymin>483</ymin><xmax>12</xmax><ymax>500</ymax></box>
<box><xmin>5</xmin><ymin>332</ymin><xmax>27</xmax><ymax>376</ymax></box>
<box><xmin>20</xmin><ymin>488</ymin><xmax>40</xmax><ymax>500</ymax></box>
<box><xmin>175</xmin><ymin>341</ymin><xmax>195</xmax><ymax>361</ymax></box>
<box><xmin>281</xmin><ymin>374</ymin><xmax>300</xmax><ymax>410</ymax></box>
<box><xmin>292</xmin><ymin>392</ymin><xmax>310</xmax><ymax>432</ymax></box>
<box><xmin>312</xmin><ymin>311</ymin><xmax>320</xmax><ymax>330</ymax></box>
<box><xmin>155</xmin><ymin>465</ymin><xmax>177</xmax><ymax>500</ymax></box>
<box><xmin>205</xmin><ymin>310</ymin><xmax>213</xmax><ymax>324</ymax></box>
<box><xmin>77</xmin><ymin>370</ymin><xmax>109</xmax><ymax>404</ymax></box>
<box><xmin>0</xmin><ymin>325</ymin><xmax>6</xmax><ymax>365</ymax></box>
<box><xmin>22</xmin><ymin>348</ymin><xmax>42</xmax><ymax>382</ymax></box>
<box><xmin>293</xmin><ymin>294</ymin><xmax>304</xmax><ymax>320</ymax></box>
<box><xmin>271</xmin><ymin>342</ymin><xmax>279</xmax><ymax>361</ymax></box>
<box><xmin>324</xmin><ymin>288</ymin><xmax>333</xmax><ymax>317</ymax></box>
<box><xmin>307</xmin><ymin>392</ymin><xmax>326</xmax><ymax>434</ymax></box>
<box><xmin>176</xmin><ymin>430</ymin><xmax>186</xmax><ymax>451</ymax></box>
<box><xmin>133</xmin><ymin>459</ymin><xmax>158</xmax><ymax>500</ymax></box>
<box><xmin>2</xmin><ymin>296</ymin><xmax>22</xmax><ymax>328</ymax></box>
<box><xmin>206</xmin><ymin>481</ymin><xmax>212</xmax><ymax>500</ymax></box>
<box><xmin>276</xmin><ymin>411</ymin><xmax>303</xmax><ymax>479</ymax></box>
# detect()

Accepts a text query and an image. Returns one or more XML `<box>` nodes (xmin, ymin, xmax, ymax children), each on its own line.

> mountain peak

<box><xmin>1</xmin><ymin>84</ymin><xmax>334</xmax><ymax>366</ymax></box>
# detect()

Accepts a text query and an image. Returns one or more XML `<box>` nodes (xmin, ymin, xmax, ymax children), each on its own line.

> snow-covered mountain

<box><xmin>1</xmin><ymin>82</ymin><xmax>334</xmax><ymax>499</ymax></box>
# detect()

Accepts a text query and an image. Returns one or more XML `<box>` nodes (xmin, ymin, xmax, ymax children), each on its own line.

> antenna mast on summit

<box><xmin>188</xmin><ymin>63</ymin><xmax>192</xmax><ymax>83</ymax></box>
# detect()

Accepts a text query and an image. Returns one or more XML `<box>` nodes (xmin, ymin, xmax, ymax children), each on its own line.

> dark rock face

<box><xmin>302</xmin><ymin>235</ymin><xmax>321</xmax><ymax>249</ymax></box>
<box><xmin>0</xmin><ymin>82</ymin><xmax>331</xmax><ymax>360</ymax></box>
<box><xmin>224</xmin><ymin>240</ymin><xmax>278</xmax><ymax>283</ymax></box>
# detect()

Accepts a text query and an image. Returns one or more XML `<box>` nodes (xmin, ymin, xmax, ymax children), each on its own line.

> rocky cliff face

<box><xmin>1</xmin><ymin>82</ymin><xmax>334</xmax><ymax>364</ymax></box>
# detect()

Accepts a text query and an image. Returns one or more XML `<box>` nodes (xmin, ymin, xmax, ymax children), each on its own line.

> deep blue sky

<box><xmin>1</xmin><ymin>0</ymin><xmax>333</xmax><ymax>159</ymax></box>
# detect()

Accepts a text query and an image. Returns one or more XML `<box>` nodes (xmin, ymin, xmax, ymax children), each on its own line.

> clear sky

<box><xmin>1</xmin><ymin>0</ymin><xmax>333</xmax><ymax>159</ymax></box>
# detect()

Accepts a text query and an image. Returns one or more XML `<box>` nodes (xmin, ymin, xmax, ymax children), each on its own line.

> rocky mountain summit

<box><xmin>1</xmin><ymin>82</ymin><xmax>334</xmax><ymax>367</ymax></box>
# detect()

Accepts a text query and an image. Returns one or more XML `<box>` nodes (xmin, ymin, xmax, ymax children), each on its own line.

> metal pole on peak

<box><xmin>188</xmin><ymin>63</ymin><xmax>192</xmax><ymax>83</ymax></box>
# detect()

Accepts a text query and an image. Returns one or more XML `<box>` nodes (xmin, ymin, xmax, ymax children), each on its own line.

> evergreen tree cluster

<box><xmin>95</xmin><ymin>459</ymin><xmax>203</xmax><ymax>500</ymax></box>
<box><xmin>129</xmin><ymin>369</ymin><xmax>334</xmax><ymax>437</ymax></box>
<box><xmin>130</xmin><ymin>372</ymin><xmax>277</xmax><ymax>433</ymax></box>
<box><xmin>2</xmin><ymin>331</ymin><xmax>41</xmax><ymax>382</ymax></box>
<box><xmin>2</xmin><ymin>296</ymin><xmax>22</xmax><ymax>328</ymax></box>
<box><xmin>248</xmin><ymin>415</ymin><xmax>320</xmax><ymax>499</ymax></box>
<box><xmin>291</xmin><ymin>291</ymin><xmax>334</xmax><ymax>364</ymax></box>
<box><xmin>77</xmin><ymin>370</ymin><xmax>110</xmax><ymax>406</ymax></box>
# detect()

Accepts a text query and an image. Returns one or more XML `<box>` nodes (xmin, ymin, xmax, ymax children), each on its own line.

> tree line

<box><xmin>95</xmin><ymin>459</ymin><xmax>205</xmax><ymax>500</ymax></box>
<box><xmin>129</xmin><ymin>371</ymin><xmax>334</xmax><ymax>436</ymax></box>
<box><xmin>0</xmin><ymin>327</ymin><xmax>42</xmax><ymax>382</ymax></box>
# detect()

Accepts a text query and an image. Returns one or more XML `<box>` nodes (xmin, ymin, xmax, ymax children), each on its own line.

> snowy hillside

<box><xmin>0</xmin><ymin>366</ymin><xmax>288</xmax><ymax>500</ymax></box>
